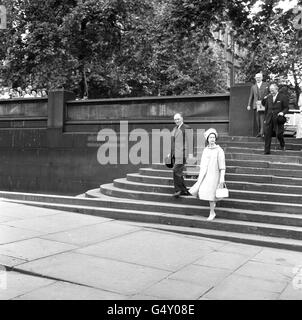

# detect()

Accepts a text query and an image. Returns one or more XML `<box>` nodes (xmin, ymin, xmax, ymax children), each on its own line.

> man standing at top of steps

<box><xmin>170</xmin><ymin>112</ymin><xmax>193</xmax><ymax>198</ymax></box>
<box><xmin>247</xmin><ymin>73</ymin><xmax>269</xmax><ymax>138</ymax></box>
<box><xmin>262</xmin><ymin>83</ymin><xmax>289</xmax><ymax>155</ymax></box>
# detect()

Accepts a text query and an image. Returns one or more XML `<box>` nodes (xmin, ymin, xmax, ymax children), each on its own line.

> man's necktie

<box><xmin>257</xmin><ymin>85</ymin><xmax>260</xmax><ymax>99</ymax></box>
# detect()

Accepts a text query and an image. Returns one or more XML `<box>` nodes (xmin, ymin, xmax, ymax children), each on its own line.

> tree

<box><xmin>0</xmin><ymin>0</ymin><xmax>264</xmax><ymax>98</ymax></box>
<box><xmin>233</xmin><ymin>1</ymin><xmax>302</xmax><ymax>103</ymax></box>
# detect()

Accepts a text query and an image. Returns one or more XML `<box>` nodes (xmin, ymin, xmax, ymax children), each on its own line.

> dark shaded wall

<box><xmin>0</xmin><ymin>89</ymin><xmax>234</xmax><ymax>195</ymax></box>
<box><xmin>229</xmin><ymin>84</ymin><xmax>254</xmax><ymax>136</ymax></box>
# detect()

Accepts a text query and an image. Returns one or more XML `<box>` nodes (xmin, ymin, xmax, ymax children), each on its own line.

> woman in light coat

<box><xmin>189</xmin><ymin>128</ymin><xmax>226</xmax><ymax>221</ymax></box>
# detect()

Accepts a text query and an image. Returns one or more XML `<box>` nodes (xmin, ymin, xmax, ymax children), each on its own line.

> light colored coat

<box><xmin>248</xmin><ymin>82</ymin><xmax>269</xmax><ymax>110</ymax></box>
<box><xmin>189</xmin><ymin>145</ymin><xmax>226</xmax><ymax>201</ymax></box>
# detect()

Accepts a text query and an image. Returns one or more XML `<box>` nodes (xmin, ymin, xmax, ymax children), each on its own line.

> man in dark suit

<box><xmin>247</xmin><ymin>73</ymin><xmax>269</xmax><ymax>137</ymax></box>
<box><xmin>170</xmin><ymin>112</ymin><xmax>193</xmax><ymax>198</ymax></box>
<box><xmin>262</xmin><ymin>83</ymin><xmax>289</xmax><ymax>154</ymax></box>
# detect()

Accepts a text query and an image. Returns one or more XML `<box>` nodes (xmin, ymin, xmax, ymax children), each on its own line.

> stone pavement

<box><xmin>0</xmin><ymin>199</ymin><xmax>302</xmax><ymax>300</ymax></box>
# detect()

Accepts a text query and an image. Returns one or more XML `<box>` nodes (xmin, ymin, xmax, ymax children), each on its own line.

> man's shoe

<box><xmin>277</xmin><ymin>146</ymin><xmax>285</xmax><ymax>151</ymax></box>
<box><xmin>264</xmin><ymin>152</ymin><xmax>270</xmax><ymax>155</ymax></box>
<box><xmin>172</xmin><ymin>191</ymin><xmax>181</xmax><ymax>198</ymax></box>
<box><xmin>180</xmin><ymin>191</ymin><xmax>191</xmax><ymax>196</ymax></box>
<box><xmin>256</xmin><ymin>133</ymin><xmax>261</xmax><ymax>138</ymax></box>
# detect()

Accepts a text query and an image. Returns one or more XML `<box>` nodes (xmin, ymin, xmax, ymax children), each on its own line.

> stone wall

<box><xmin>0</xmin><ymin>90</ymin><xmax>233</xmax><ymax>195</ymax></box>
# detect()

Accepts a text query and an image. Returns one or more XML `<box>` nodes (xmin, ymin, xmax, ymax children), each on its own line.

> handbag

<box><xmin>216</xmin><ymin>182</ymin><xmax>229</xmax><ymax>199</ymax></box>
<box><xmin>164</xmin><ymin>154</ymin><xmax>175</xmax><ymax>168</ymax></box>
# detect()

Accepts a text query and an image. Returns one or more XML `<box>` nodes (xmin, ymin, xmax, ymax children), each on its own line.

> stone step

<box><xmin>113</xmin><ymin>178</ymin><xmax>302</xmax><ymax>205</ymax></box>
<box><xmin>223</xmin><ymin>146</ymin><xmax>302</xmax><ymax>157</ymax></box>
<box><xmin>85</xmin><ymin>188</ymin><xmax>302</xmax><ymax>227</ymax></box>
<box><xmin>227</xmin><ymin>166</ymin><xmax>302</xmax><ymax>178</ymax></box>
<box><xmin>152</xmin><ymin>161</ymin><xmax>302</xmax><ymax>171</ymax></box>
<box><xmin>226</xmin><ymin>173</ymin><xmax>302</xmax><ymax>186</ymax></box>
<box><xmin>161</xmin><ymin>165</ymin><xmax>302</xmax><ymax>179</ymax></box>
<box><xmin>3</xmin><ymin>189</ymin><xmax>302</xmax><ymax>228</ymax></box>
<box><xmin>228</xmin><ymin>160</ymin><xmax>302</xmax><ymax>171</ymax></box>
<box><xmin>127</xmin><ymin>173</ymin><xmax>302</xmax><ymax>195</ymax></box>
<box><xmin>196</xmin><ymin>146</ymin><xmax>301</xmax><ymax>154</ymax></box>
<box><xmin>193</xmin><ymin>150</ymin><xmax>301</xmax><ymax>163</ymax></box>
<box><xmin>207</xmin><ymin>165</ymin><xmax>302</xmax><ymax>178</ymax></box>
<box><xmin>100</xmin><ymin>183</ymin><xmax>302</xmax><ymax>215</ymax></box>
<box><xmin>225</xmin><ymin>152</ymin><xmax>302</xmax><ymax>164</ymax></box>
<box><xmin>219</xmin><ymin>141</ymin><xmax>302</xmax><ymax>151</ymax></box>
<box><xmin>140</xmin><ymin>167</ymin><xmax>302</xmax><ymax>183</ymax></box>
<box><xmin>3</xmin><ymin>197</ymin><xmax>302</xmax><ymax>250</ymax></box>
<box><xmin>142</xmin><ymin>223</ymin><xmax>302</xmax><ymax>252</ymax></box>
<box><xmin>219</xmin><ymin>136</ymin><xmax>302</xmax><ymax>144</ymax></box>
<box><xmin>8</xmin><ymin>194</ymin><xmax>302</xmax><ymax>242</ymax></box>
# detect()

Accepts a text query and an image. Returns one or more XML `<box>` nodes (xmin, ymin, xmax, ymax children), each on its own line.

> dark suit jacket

<box><xmin>262</xmin><ymin>93</ymin><xmax>289</xmax><ymax>125</ymax></box>
<box><xmin>248</xmin><ymin>82</ymin><xmax>269</xmax><ymax>110</ymax></box>
<box><xmin>171</xmin><ymin>123</ymin><xmax>193</xmax><ymax>164</ymax></box>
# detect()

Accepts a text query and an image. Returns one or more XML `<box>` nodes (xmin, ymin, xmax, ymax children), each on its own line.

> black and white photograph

<box><xmin>0</xmin><ymin>0</ymin><xmax>302</xmax><ymax>306</ymax></box>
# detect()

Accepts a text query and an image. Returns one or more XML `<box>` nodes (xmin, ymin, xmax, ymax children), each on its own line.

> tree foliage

<box><xmin>233</xmin><ymin>0</ymin><xmax>302</xmax><ymax>102</ymax></box>
<box><xmin>3</xmin><ymin>0</ymin><xmax>298</xmax><ymax>98</ymax></box>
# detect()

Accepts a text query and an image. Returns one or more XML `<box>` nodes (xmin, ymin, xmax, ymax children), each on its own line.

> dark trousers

<box><xmin>255</xmin><ymin>111</ymin><xmax>265</xmax><ymax>135</ymax></box>
<box><xmin>173</xmin><ymin>163</ymin><xmax>187</xmax><ymax>193</ymax></box>
<box><xmin>264</xmin><ymin>120</ymin><xmax>285</xmax><ymax>153</ymax></box>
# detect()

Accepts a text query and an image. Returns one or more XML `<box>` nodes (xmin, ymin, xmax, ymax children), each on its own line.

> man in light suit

<box><xmin>170</xmin><ymin>113</ymin><xmax>193</xmax><ymax>198</ymax></box>
<box><xmin>247</xmin><ymin>73</ymin><xmax>269</xmax><ymax>137</ymax></box>
<box><xmin>262</xmin><ymin>83</ymin><xmax>289</xmax><ymax>154</ymax></box>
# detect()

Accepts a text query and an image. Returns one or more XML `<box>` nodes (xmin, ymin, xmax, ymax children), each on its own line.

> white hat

<box><xmin>204</xmin><ymin>128</ymin><xmax>218</xmax><ymax>141</ymax></box>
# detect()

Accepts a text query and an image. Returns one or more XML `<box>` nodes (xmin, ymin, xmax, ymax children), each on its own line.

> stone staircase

<box><xmin>2</xmin><ymin>135</ymin><xmax>302</xmax><ymax>251</ymax></box>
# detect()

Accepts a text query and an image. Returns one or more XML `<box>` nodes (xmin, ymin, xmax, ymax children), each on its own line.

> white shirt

<box><xmin>273</xmin><ymin>94</ymin><xmax>278</xmax><ymax>103</ymax></box>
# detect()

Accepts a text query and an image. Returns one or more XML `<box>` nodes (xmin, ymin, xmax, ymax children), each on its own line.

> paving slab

<box><xmin>121</xmin><ymin>222</ymin><xmax>226</xmax><ymax>250</ymax></box>
<box><xmin>41</xmin><ymin>221</ymin><xmax>141</xmax><ymax>247</ymax></box>
<box><xmin>203</xmin><ymin>274</ymin><xmax>287</xmax><ymax>300</ymax></box>
<box><xmin>75</xmin><ymin>230</ymin><xmax>215</xmax><ymax>272</ymax></box>
<box><xmin>0</xmin><ymin>200</ymin><xmax>58</xmax><ymax>219</ymax></box>
<box><xmin>0</xmin><ymin>271</ymin><xmax>55</xmax><ymax>300</ymax></box>
<box><xmin>0</xmin><ymin>254</ymin><xmax>27</xmax><ymax>267</ymax></box>
<box><xmin>142</xmin><ymin>278</ymin><xmax>211</xmax><ymax>300</ymax></box>
<box><xmin>279</xmin><ymin>281</ymin><xmax>302</xmax><ymax>300</ymax></box>
<box><xmin>13</xmin><ymin>281</ymin><xmax>128</xmax><ymax>300</ymax></box>
<box><xmin>0</xmin><ymin>238</ymin><xmax>77</xmax><ymax>261</ymax></box>
<box><xmin>18</xmin><ymin>252</ymin><xmax>170</xmax><ymax>295</ymax></box>
<box><xmin>234</xmin><ymin>260</ymin><xmax>293</xmax><ymax>283</ymax></box>
<box><xmin>50</xmin><ymin>211</ymin><xmax>112</xmax><ymax>223</ymax></box>
<box><xmin>1</xmin><ymin>200</ymin><xmax>302</xmax><ymax>300</ymax></box>
<box><xmin>217</xmin><ymin>242</ymin><xmax>263</xmax><ymax>257</ymax></box>
<box><xmin>168</xmin><ymin>265</ymin><xmax>232</xmax><ymax>288</ymax></box>
<box><xmin>0</xmin><ymin>216</ymin><xmax>21</xmax><ymax>223</ymax></box>
<box><xmin>252</xmin><ymin>248</ymin><xmax>302</xmax><ymax>267</ymax></box>
<box><xmin>194</xmin><ymin>251</ymin><xmax>250</xmax><ymax>270</ymax></box>
<box><xmin>0</xmin><ymin>225</ymin><xmax>43</xmax><ymax>245</ymax></box>
<box><xmin>129</xmin><ymin>294</ymin><xmax>162</xmax><ymax>300</ymax></box>
<box><xmin>174</xmin><ymin>235</ymin><xmax>227</xmax><ymax>251</ymax></box>
<box><xmin>2</xmin><ymin>213</ymin><xmax>109</xmax><ymax>234</ymax></box>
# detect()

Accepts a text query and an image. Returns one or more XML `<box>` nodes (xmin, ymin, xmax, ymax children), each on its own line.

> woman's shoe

<box><xmin>207</xmin><ymin>212</ymin><xmax>216</xmax><ymax>221</ymax></box>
